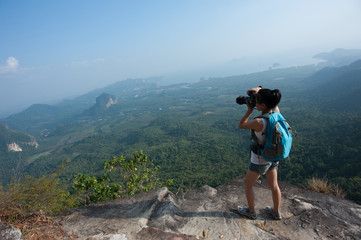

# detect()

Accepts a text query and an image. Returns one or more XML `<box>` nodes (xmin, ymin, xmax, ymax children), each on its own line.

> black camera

<box><xmin>236</xmin><ymin>91</ymin><xmax>256</xmax><ymax>108</ymax></box>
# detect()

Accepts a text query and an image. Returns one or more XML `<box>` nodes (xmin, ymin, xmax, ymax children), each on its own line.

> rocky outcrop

<box><xmin>7</xmin><ymin>142</ymin><xmax>22</xmax><ymax>152</ymax></box>
<box><xmin>105</xmin><ymin>97</ymin><xmax>117</xmax><ymax>108</ymax></box>
<box><xmin>0</xmin><ymin>222</ymin><xmax>22</xmax><ymax>240</ymax></box>
<box><xmin>81</xmin><ymin>93</ymin><xmax>118</xmax><ymax>117</ymax></box>
<box><xmin>60</xmin><ymin>176</ymin><xmax>361</xmax><ymax>239</ymax></box>
<box><xmin>6</xmin><ymin>139</ymin><xmax>39</xmax><ymax>152</ymax></box>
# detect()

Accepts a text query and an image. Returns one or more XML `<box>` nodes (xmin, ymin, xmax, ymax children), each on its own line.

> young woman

<box><xmin>237</xmin><ymin>86</ymin><xmax>282</xmax><ymax>220</ymax></box>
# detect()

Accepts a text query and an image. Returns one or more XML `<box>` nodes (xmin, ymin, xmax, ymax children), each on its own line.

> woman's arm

<box><xmin>238</xmin><ymin>102</ymin><xmax>263</xmax><ymax>131</ymax></box>
<box><xmin>239</xmin><ymin>107</ymin><xmax>253</xmax><ymax>129</ymax></box>
<box><xmin>239</xmin><ymin>117</ymin><xmax>263</xmax><ymax>131</ymax></box>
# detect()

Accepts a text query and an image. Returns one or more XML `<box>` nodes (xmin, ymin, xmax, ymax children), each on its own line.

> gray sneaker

<box><xmin>265</xmin><ymin>206</ymin><xmax>282</xmax><ymax>220</ymax></box>
<box><xmin>237</xmin><ymin>206</ymin><xmax>257</xmax><ymax>220</ymax></box>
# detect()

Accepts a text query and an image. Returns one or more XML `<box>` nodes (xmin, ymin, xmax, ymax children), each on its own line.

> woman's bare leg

<box><xmin>265</xmin><ymin>168</ymin><xmax>281</xmax><ymax>212</ymax></box>
<box><xmin>244</xmin><ymin>169</ymin><xmax>261</xmax><ymax>212</ymax></box>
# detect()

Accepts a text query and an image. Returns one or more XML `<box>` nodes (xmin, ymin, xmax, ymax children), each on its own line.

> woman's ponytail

<box><xmin>258</xmin><ymin>88</ymin><xmax>282</xmax><ymax>109</ymax></box>
<box><xmin>272</xmin><ymin>89</ymin><xmax>282</xmax><ymax>106</ymax></box>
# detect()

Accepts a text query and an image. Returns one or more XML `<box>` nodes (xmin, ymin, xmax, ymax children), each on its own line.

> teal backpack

<box><xmin>251</xmin><ymin>112</ymin><xmax>292</xmax><ymax>162</ymax></box>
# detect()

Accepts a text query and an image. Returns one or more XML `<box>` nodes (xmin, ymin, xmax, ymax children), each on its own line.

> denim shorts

<box><xmin>249</xmin><ymin>161</ymin><xmax>279</xmax><ymax>175</ymax></box>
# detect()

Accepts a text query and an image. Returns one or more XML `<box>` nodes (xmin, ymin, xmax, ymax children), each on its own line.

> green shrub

<box><xmin>73</xmin><ymin>151</ymin><xmax>173</xmax><ymax>205</ymax></box>
<box><xmin>73</xmin><ymin>173</ymin><xmax>122</xmax><ymax>205</ymax></box>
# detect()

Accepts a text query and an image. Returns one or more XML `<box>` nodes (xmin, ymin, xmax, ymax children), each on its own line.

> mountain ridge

<box><xmin>313</xmin><ymin>48</ymin><xmax>361</xmax><ymax>67</ymax></box>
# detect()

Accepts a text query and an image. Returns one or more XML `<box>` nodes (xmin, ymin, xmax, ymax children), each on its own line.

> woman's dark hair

<box><xmin>256</xmin><ymin>88</ymin><xmax>281</xmax><ymax>109</ymax></box>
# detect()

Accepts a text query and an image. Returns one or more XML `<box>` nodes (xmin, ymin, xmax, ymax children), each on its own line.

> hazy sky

<box><xmin>1</xmin><ymin>0</ymin><xmax>361</xmax><ymax>117</ymax></box>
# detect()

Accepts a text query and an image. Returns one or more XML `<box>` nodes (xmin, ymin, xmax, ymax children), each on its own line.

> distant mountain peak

<box><xmin>80</xmin><ymin>93</ymin><xmax>118</xmax><ymax>117</ymax></box>
<box><xmin>96</xmin><ymin>93</ymin><xmax>118</xmax><ymax>108</ymax></box>
<box><xmin>95</xmin><ymin>93</ymin><xmax>118</xmax><ymax>108</ymax></box>
<box><xmin>313</xmin><ymin>48</ymin><xmax>361</xmax><ymax>67</ymax></box>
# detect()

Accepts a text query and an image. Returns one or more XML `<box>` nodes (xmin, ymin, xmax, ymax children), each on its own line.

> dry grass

<box><xmin>331</xmin><ymin>184</ymin><xmax>346</xmax><ymax>199</ymax></box>
<box><xmin>254</xmin><ymin>220</ymin><xmax>268</xmax><ymax>231</ymax></box>
<box><xmin>307</xmin><ymin>177</ymin><xmax>346</xmax><ymax>198</ymax></box>
<box><xmin>0</xmin><ymin>211</ymin><xmax>78</xmax><ymax>240</ymax></box>
<box><xmin>0</xmin><ymin>174</ymin><xmax>76</xmax><ymax>223</ymax></box>
<box><xmin>307</xmin><ymin>178</ymin><xmax>330</xmax><ymax>193</ymax></box>
<box><xmin>0</xmin><ymin>174</ymin><xmax>79</xmax><ymax>239</ymax></box>
<box><xmin>254</xmin><ymin>220</ymin><xmax>276</xmax><ymax>235</ymax></box>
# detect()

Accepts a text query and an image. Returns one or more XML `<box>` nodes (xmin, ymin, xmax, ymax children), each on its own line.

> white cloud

<box><xmin>0</xmin><ymin>57</ymin><xmax>19</xmax><ymax>73</ymax></box>
<box><xmin>67</xmin><ymin>58</ymin><xmax>105</xmax><ymax>68</ymax></box>
<box><xmin>68</xmin><ymin>60</ymin><xmax>91</xmax><ymax>68</ymax></box>
<box><xmin>93</xmin><ymin>58</ymin><xmax>105</xmax><ymax>64</ymax></box>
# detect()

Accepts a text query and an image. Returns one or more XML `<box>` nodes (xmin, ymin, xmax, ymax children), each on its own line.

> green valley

<box><xmin>1</xmin><ymin>60</ymin><xmax>361</xmax><ymax>204</ymax></box>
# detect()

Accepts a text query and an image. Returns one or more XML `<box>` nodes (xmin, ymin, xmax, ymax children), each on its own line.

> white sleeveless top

<box><xmin>250</xmin><ymin>118</ymin><xmax>269</xmax><ymax>165</ymax></box>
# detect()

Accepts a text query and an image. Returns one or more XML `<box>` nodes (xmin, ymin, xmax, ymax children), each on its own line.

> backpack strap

<box><xmin>250</xmin><ymin>113</ymin><xmax>271</xmax><ymax>154</ymax></box>
<box><xmin>251</xmin><ymin>113</ymin><xmax>271</xmax><ymax>144</ymax></box>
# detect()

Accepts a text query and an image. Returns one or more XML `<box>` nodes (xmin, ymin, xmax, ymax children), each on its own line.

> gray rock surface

<box><xmin>0</xmin><ymin>222</ymin><xmax>22</xmax><ymax>240</ymax></box>
<box><xmin>61</xmin><ymin>176</ymin><xmax>361</xmax><ymax>239</ymax></box>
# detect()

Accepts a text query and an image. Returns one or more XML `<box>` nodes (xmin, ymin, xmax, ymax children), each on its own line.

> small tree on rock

<box><xmin>73</xmin><ymin>151</ymin><xmax>172</xmax><ymax>205</ymax></box>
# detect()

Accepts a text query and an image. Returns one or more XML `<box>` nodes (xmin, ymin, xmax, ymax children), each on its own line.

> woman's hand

<box><xmin>246</xmin><ymin>99</ymin><xmax>254</xmax><ymax>112</ymax></box>
<box><xmin>239</xmin><ymin>100</ymin><xmax>255</xmax><ymax>129</ymax></box>
<box><xmin>247</xmin><ymin>86</ymin><xmax>262</xmax><ymax>95</ymax></box>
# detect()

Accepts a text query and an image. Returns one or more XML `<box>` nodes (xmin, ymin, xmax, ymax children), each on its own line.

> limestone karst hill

<box><xmin>56</xmin><ymin>176</ymin><xmax>361</xmax><ymax>240</ymax></box>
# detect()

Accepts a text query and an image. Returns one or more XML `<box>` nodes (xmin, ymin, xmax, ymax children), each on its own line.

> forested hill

<box><xmin>309</xmin><ymin>59</ymin><xmax>361</xmax><ymax>110</ymax></box>
<box><xmin>0</xmin><ymin>123</ymin><xmax>38</xmax><ymax>182</ymax></box>
<box><xmin>1</xmin><ymin>58</ymin><xmax>361</xmax><ymax>204</ymax></box>
<box><xmin>0</xmin><ymin>123</ymin><xmax>37</xmax><ymax>152</ymax></box>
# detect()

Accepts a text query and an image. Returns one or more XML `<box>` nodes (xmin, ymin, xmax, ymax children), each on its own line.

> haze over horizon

<box><xmin>1</xmin><ymin>0</ymin><xmax>361</xmax><ymax>118</ymax></box>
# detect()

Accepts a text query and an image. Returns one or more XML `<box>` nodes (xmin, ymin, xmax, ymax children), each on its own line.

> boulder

<box><xmin>0</xmin><ymin>222</ymin><xmax>22</xmax><ymax>240</ymax></box>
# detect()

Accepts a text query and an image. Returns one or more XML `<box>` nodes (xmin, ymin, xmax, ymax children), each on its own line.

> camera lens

<box><xmin>236</xmin><ymin>96</ymin><xmax>247</xmax><ymax>105</ymax></box>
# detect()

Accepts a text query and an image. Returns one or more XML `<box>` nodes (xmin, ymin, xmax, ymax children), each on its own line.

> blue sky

<box><xmin>1</xmin><ymin>0</ymin><xmax>361</xmax><ymax>117</ymax></box>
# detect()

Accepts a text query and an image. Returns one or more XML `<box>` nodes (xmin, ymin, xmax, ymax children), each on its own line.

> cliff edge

<box><xmin>58</xmin><ymin>176</ymin><xmax>361</xmax><ymax>239</ymax></box>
